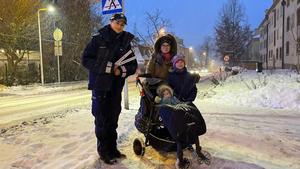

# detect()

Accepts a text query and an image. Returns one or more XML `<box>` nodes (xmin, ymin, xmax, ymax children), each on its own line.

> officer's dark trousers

<box><xmin>92</xmin><ymin>89</ymin><xmax>122</xmax><ymax>156</ymax></box>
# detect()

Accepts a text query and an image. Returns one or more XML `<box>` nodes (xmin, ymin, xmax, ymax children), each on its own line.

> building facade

<box><xmin>258</xmin><ymin>0</ymin><xmax>300</xmax><ymax>69</ymax></box>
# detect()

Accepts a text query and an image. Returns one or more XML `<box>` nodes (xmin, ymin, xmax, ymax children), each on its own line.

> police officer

<box><xmin>82</xmin><ymin>13</ymin><xmax>137</xmax><ymax>164</ymax></box>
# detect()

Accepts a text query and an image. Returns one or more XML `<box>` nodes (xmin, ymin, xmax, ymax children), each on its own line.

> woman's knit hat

<box><xmin>171</xmin><ymin>54</ymin><xmax>185</xmax><ymax>68</ymax></box>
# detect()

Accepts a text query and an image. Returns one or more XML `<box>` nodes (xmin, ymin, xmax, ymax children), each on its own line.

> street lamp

<box><xmin>188</xmin><ymin>46</ymin><xmax>193</xmax><ymax>68</ymax></box>
<box><xmin>158</xmin><ymin>27</ymin><xmax>166</xmax><ymax>37</ymax></box>
<box><xmin>38</xmin><ymin>5</ymin><xmax>55</xmax><ymax>85</ymax></box>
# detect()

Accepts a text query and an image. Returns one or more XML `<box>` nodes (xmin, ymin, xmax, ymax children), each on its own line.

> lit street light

<box><xmin>188</xmin><ymin>46</ymin><xmax>194</xmax><ymax>68</ymax></box>
<box><xmin>158</xmin><ymin>27</ymin><xmax>166</xmax><ymax>37</ymax></box>
<box><xmin>38</xmin><ymin>5</ymin><xmax>55</xmax><ymax>85</ymax></box>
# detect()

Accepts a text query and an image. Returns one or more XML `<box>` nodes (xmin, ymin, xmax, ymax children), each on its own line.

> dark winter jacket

<box><xmin>82</xmin><ymin>25</ymin><xmax>137</xmax><ymax>92</ymax></box>
<box><xmin>168</xmin><ymin>67</ymin><xmax>198</xmax><ymax>102</ymax></box>
<box><xmin>146</xmin><ymin>34</ymin><xmax>177</xmax><ymax>80</ymax></box>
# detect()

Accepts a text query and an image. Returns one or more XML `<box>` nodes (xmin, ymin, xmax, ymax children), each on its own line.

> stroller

<box><xmin>133</xmin><ymin>74</ymin><xmax>211</xmax><ymax>168</ymax></box>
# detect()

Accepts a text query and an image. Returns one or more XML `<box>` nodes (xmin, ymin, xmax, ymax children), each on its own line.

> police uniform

<box><xmin>82</xmin><ymin>14</ymin><xmax>137</xmax><ymax>164</ymax></box>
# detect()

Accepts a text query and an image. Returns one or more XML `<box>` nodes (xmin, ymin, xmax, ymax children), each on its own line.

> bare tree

<box><xmin>215</xmin><ymin>0</ymin><xmax>252</xmax><ymax>66</ymax></box>
<box><xmin>135</xmin><ymin>9</ymin><xmax>172</xmax><ymax>49</ymax></box>
<box><xmin>0</xmin><ymin>0</ymin><xmax>42</xmax><ymax>85</ymax></box>
<box><xmin>45</xmin><ymin>0</ymin><xmax>102</xmax><ymax>82</ymax></box>
<box><xmin>198</xmin><ymin>36</ymin><xmax>218</xmax><ymax>67</ymax></box>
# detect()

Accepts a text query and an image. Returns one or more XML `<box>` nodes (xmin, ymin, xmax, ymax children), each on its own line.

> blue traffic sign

<box><xmin>102</xmin><ymin>0</ymin><xmax>123</xmax><ymax>15</ymax></box>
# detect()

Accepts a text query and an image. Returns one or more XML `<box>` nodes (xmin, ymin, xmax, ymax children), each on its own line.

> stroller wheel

<box><xmin>133</xmin><ymin>138</ymin><xmax>145</xmax><ymax>156</ymax></box>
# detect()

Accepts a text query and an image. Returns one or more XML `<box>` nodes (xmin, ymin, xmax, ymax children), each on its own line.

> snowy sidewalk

<box><xmin>0</xmin><ymin>106</ymin><xmax>268</xmax><ymax>169</ymax></box>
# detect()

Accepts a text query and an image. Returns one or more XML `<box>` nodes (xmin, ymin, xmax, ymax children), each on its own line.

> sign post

<box><xmin>102</xmin><ymin>0</ymin><xmax>130</xmax><ymax>109</ymax></box>
<box><xmin>53</xmin><ymin>28</ymin><xmax>63</xmax><ymax>83</ymax></box>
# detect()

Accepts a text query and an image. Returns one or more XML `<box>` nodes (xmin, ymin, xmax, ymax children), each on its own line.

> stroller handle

<box><xmin>135</xmin><ymin>74</ymin><xmax>155</xmax><ymax>100</ymax></box>
<box><xmin>136</xmin><ymin>73</ymin><xmax>152</xmax><ymax>87</ymax></box>
<box><xmin>137</xmin><ymin>73</ymin><xmax>153</xmax><ymax>78</ymax></box>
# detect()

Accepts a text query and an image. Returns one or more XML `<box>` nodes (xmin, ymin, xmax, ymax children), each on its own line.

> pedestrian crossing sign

<box><xmin>102</xmin><ymin>0</ymin><xmax>123</xmax><ymax>15</ymax></box>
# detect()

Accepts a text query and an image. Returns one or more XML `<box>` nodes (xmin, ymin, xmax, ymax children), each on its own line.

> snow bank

<box><xmin>0</xmin><ymin>81</ymin><xmax>87</xmax><ymax>96</ymax></box>
<box><xmin>202</xmin><ymin>70</ymin><xmax>300</xmax><ymax>110</ymax></box>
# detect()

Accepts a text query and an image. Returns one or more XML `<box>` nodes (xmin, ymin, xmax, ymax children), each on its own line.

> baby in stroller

<box><xmin>155</xmin><ymin>84</ymin><xmax>180</xmax><ymax>105</ymax></box>
<box><xmin>155</xmin><ymin>84</ymin><xmax>209</xmax><ymax>169</ymax></box>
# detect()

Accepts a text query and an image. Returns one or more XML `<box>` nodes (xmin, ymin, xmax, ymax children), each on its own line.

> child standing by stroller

<box><xmin>157</xmin><ymin>54</ymin><xmax>210</xmax><ymax>169</ymax></box>
<box><xmin>168</xmin><ymin>54</ymin><xmax>198</xmax><ymax>102</ymax></box>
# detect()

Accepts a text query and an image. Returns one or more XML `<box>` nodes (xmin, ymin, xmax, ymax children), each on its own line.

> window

<box><xmin>287</xmin><ymin>0</ymin><xmax>290</xmax><ymax>7</ymax></box>
<box><xmin>271</xmin><ymin>50</ymin><xmax>274</xmax><ymax>60</ymax></box>
<box><xmin>291</xmin><ymin>14</ymin><xmax>295</xmax><ymax>29</ymax></box>
<box><xmin>286</xmin><ymin>41</ymin><xmax>290</xmax><ymax>55</ymax></box>
<box><xmin>274</xmin><ymin>30</ymin><xmax>276</xmax><ymax>46</ymax></box>
<box><xmin>265</xmin><ymin>39</ymin><xmax>267</xmax><ymax>49</ymax></box>
<box><xmin>298</xmin><ymin>8</ymin><xmax>300</xmax><ymax>26</ymax></box>
<box><xmin>274</xmin><ymin>10</ymin><xmax>276</xmax><ymax>27</ymax></box>
<box><xmin>265</xmin><ymin>54</ymin><xmax>267</xmax><ymax>62</ymax></box>
<box><xmin>280</xmin><ymin>47</ymin><xmax>282</xmax><ymax>60</ymax></box>
<box><xmin>287</xmin><ymin>16</ymin><xmax>290</xmax><ymax>32</ymax></box>
<box><xmin>276</xmin><ymin>48</ymin><xmax>279</xmax><ymax>60</ymax></box>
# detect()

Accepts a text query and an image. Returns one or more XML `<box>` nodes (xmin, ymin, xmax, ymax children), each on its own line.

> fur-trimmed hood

<box><xmin>156</xmin><ymin>84</ymin><xmax>174</xmax><ymax>98</ymax></box>
<box><xmin>154</xmin><ymin>34</ymin><xmax>177</xmax><ymax>56</ymax></box>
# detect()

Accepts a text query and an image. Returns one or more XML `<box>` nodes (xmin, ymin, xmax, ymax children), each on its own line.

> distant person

<box><xmin>146</xmin><ymin>34</ymin><xmax>177</xmax><ymax>80</ymax></box>
<box><xmin>81</xmin><ymin>13</ymin><xmax>137</xmax><ymax>165</ymax></box>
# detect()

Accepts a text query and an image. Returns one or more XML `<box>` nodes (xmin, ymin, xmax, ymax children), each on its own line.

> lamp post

<box><xmin>38</xmin><ymin>5</ymin><xmax>55</xmax><ymax>85</ymax></box>
<box><xmin>203</xmin><ymin>51</ymin><xmax>207</xmax><ymax>68</ymax></box>
<box><xmin>188</xmin><ymin>47</ymin><xmax>193</xmax><ymax>68</ymax></box>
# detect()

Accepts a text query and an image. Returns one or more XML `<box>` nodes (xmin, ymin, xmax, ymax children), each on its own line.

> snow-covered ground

<box><xmin>0</xmin><ymin>70</ymin><xmax>299</xmax><ymax>169</ymax></box>
<box><xmin>0</xmin><ymin>81</ymin><xmax>87</xmax><ymax>97</ymax></box>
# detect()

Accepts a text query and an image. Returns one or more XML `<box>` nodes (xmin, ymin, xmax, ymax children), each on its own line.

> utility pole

<box><xmin>266</xmin><ymin>14</ymin><xmax>269</xmax><ymax>69</ymax></box>
<box><xmin>281</xmin><ymin>0</ymin><xmax>286</xmax><ymax>69</ymax></box>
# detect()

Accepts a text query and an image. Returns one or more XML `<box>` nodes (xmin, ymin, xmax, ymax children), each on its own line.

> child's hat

<box><xmin>172</xmin><ymin>54</ymin><xmax>185</xmax><ymax>68</ymax></box>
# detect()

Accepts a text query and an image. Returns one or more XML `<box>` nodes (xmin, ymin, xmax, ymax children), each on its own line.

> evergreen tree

<box><xmin>215</xmin><ymin>0</ymin><xmax>252</xmax><ymax>66</ymax></box>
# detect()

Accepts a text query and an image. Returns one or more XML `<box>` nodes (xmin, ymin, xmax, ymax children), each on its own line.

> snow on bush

<box><xmin>203</xmin><ymin>70</ymin><xmax>300</xmax><ymax>110</ymax></box>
